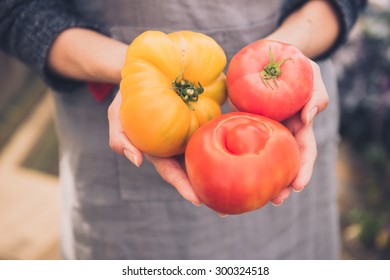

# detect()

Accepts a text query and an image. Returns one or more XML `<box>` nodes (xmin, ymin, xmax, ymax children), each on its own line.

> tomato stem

<box><xmin>259</xmin><ymin>46</ymin><xmax>292</xmax><ymax>90</ymax></box>
<box><xmin>172</xmin><ymin>73</ymin><xmax>204</xmax><ymax>110</ymax></box>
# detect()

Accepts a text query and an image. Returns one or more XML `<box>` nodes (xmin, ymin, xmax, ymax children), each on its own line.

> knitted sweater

<box><xmin>0</xmin><ymin>0</ymin><xmax>367</xmax><ymax>92</ymax></box>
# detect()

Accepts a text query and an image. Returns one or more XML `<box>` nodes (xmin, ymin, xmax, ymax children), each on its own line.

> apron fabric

<box><xmin>53</xmin><ymin>0</ymin><xmax>340</xmax><ymax>259</ymax></box>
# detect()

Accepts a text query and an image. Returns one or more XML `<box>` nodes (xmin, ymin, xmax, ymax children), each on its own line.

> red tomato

<box><xmin>185</xmin><ymin>112</ymin><xmax>300</xmax><ymax>214</ymax></box>
<box><xmin>226</xmin><ymin>40</ymin><xmax>313</xmax><ymax>121</ymax></box>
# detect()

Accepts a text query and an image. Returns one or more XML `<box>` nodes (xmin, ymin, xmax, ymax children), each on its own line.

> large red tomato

<box><xmin>226</xmin><ymin>40</ymin><xmax>313</xmax><ymax>121</ymax></box>
<box><xmin>185</xmin><ymin>112</ymin><xmax>300</xmax><ymax>214</ymax></box>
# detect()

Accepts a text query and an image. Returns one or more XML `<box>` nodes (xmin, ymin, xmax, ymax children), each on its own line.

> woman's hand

<box><xmin>270</xmin><ymin>60</ymin><xmax>329</xmax><ymax>205</ymax></box>
<box><xmin>108</xmin><ymin>91</ymin><xmax>202</xmax><ymax>206</ymax></box>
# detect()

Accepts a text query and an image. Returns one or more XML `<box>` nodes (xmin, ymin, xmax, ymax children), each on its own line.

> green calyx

<box><xmin>259</xmin><ymin>46</ymin><xmax>292</xmax><ymax>90</ymax></box>
<box><xmin>172</xmin><ymin>74</ymin><xmax>204</xmax><ymax>110</ymax></box>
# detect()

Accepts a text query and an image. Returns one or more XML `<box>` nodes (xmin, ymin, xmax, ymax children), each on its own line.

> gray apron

<box><xmin>53</xmin><ymin>0</ymin><xmax>340</xmax><ymax>259</ymax></box>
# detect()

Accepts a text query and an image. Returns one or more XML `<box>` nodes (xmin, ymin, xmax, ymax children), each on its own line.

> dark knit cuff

<box><xmin>1</xmin><ymin>0</ymin><xmax>108</xmax><ymax>93</ymax></box>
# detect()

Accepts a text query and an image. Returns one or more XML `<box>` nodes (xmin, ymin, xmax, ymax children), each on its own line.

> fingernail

<box><xmin>192</xmin><ymin>201</ymin><xmax>202</xmax><ymax>207</ymax></box>
<box><xmin>306</xmin><ymin>106</ymin><xmax>318</xmax><ymax>124</ymax></box>
<box><xmin>271</xmin><ymin>200</ymin><xmax>284</xmax><ymax>206</ymax></box>
<box><xmin>124</xmin><ymin>149</ymin><xmax>140</xmax><ymax>167</ymax></box>
<box><xmin>293</xmin><ymin>187</ymin><xmax>304</xmax><ymax>193</ymax></box>
<box><xmin>218</xmin><ymin>213</ymin><xmax>228</xmax><ymax>218</ymax></box>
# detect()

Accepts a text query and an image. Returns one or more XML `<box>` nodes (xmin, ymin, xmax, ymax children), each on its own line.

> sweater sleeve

<box><xmin>279</xmin><ymin>0</ymin><xmax>368</xmax><ymax>60</ymax></box>
<box><xmin>0</xmin><ymin>0</ymin><xmax>107</xmax><ymax>92</ymax></box>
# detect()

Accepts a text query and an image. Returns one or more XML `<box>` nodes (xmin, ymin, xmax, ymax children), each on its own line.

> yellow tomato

<box><xmin>120</xmin><ymin>30</ymin><xmax>227</xmax><ymax>157</ymax></box>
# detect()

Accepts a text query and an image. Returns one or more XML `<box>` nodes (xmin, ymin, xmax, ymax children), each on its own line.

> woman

<box><xmin>0</xmin><ymin>0</ymin><xmax>366</xmax><ymax>259</ymax></box>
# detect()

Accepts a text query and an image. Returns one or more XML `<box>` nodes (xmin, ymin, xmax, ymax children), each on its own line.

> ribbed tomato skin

<box><xmin>185</xmin><ymin>112</ymin><xmax>300</xmax><ymax>214</ymax></box>
<box><xmin>120</xmin><ymin>30</ymin><xmax>227</xmax><ymax>157</ymax></box>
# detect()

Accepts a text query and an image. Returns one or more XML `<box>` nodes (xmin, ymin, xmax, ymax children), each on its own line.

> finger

<box><xmin>146</xmin><ymin>155</ymin><xmax>202</xmax><ymax>205</ymax></box>
<box><xmin>218</xmin><ymin>213</ymin><xmax>228</xmax><ymax>218</ymax></box>
<box><xmin>271</xmin><ymin>186</ymin><xmax>292</xmax><ymax>206</ymax></box>
<box><xmin>290</xmin><ymin>121</ymin><xmax>317</xmax><ymax>192</ymax></box>
<box><xmin>301</xmin><ymin>61</ymin><xmax>329</xmax><ymax>125</ymax></box>
<box><xmin>283</xmin><ymin>113</ymin><xmax>302</xmax><ymax>133</ymax></box>
<box><xmin>108</xmin><ymin>91</ymin><xmax>143</xmax><ymax>166</ymax></box>
<box><xmin>107</xmin><ymin>91</ymin><xmax>127</xmax><ymax>154</ymax></box>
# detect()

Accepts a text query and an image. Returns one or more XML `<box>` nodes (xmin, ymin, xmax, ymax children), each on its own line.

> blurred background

<box><xmin>0</xmin><ymin>0</ymin><xmax>389</xmax><ymax>260</ymax></box>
